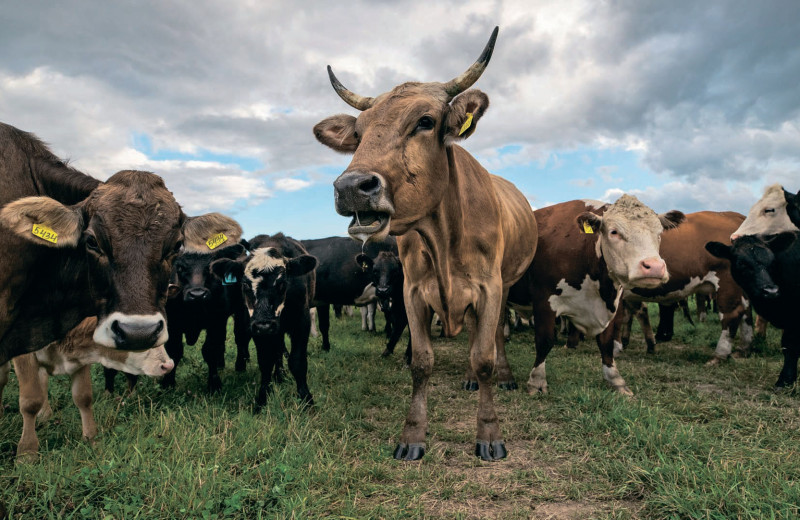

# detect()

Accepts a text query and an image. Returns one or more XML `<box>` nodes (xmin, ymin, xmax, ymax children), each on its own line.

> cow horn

<box><xmin>327</xmin><ymin>65</ymin><xmax>375</xmax><ymax>111</ymax></box>
<box><xmin>442</xmin><ymin>26</ymin><xmax>499</xmax><ymax>100</ymax></box>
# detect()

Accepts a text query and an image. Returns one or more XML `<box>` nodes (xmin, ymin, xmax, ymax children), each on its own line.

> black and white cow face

<box><xmin>731</xmin><ymin>184</ymin><xmax>799</xmax><ymax>239</ymax></box>
<box><xmin>170</xmin><ymin>244</ymin><xmax>246</xmax><ymax>303</ymax></box>
<box><xmin>212</xmin><ymin>247</ymin><xmax>316</xmax><ymax>337</ymax></box>
<box><xmin>706</xmin><ymin>234</ymin><xmax>796</xmax><ymax>300</ymax></box>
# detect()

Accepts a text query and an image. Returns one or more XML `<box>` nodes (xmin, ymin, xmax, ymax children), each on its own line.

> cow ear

<box><xmin>355</xmin><ymin>253</ymin><xmax>373</xmax><ymax>272</ymax></box>
<box><xmin>215</xmin><ymin>243</ymin><xmax>247</xmax><ymax>260</ymax></box>
<box><xmin>576</xmin><ymin>212</ymin><xmax>602</xmax><ymax>234</ymax></box>
<box><xmin>705</xmin><ymin>241</ymin><xmax>732</xmax><ymax>260</ymax></box>
<box><xmin>182</xmin><ymin>212</ymin><xmax>242</xmax><ymax>253</ymax></box>
<box><xmin>659</xmin><ymin>210</ymin><xmax>686</xmax><ymax>230</ymax></box>
<box><xmin>314</xmin><ymin>114</ymin><xmax>359</xmax><ymax>153</ymax></box>
<box><xmin>286</xmin><ymin>254</ymin><xmax>317</xmax><ymax>276</ymax></box>
<box><xmin>210</xmin><ymin>258</ymin><xmax>244</xmax><ymax>281</ymax></box>
<box><xmin>0</xmin><ymin>196</ymin><xmax>83</xmax><ymax>248</ymax></box>
<box><xmin>446</xmin><ymin>89</ymin><xmax>489</xmax><ymax>141</ymax></box>
<box><xmin>768</xmin><ymin>232</ymin><xmax>797</xmax><ymax>253</ymax></box>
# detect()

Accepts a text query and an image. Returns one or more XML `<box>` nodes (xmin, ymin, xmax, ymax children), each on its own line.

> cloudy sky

<box><xmin>2</xmin><ymin>0</ymin><xmax>798</xmax><ymax>239</ymax></box>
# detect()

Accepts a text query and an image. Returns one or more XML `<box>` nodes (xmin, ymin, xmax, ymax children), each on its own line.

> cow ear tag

<box><xmin>223</xmin><ymin>272</ymin><xmax>238</xmax><ymax>285</ymax></box>
<box><xmin>459</xmin><ymin>112</ymin><xmax>474</xmax><ymax>136</ymax></box>
<box><xmin>582</xmin><ymin>221</ymin><xmax>594</xmax><ymax>234</ymax></box>
<box><xmin>206</xmin><ymin>232</ymin><xmax>228</xmax><ymax>250</ymax></box>
<box><xmin>32</xmin><ymin>223</ymin><xmax>58</xmax><ymax>244</ymax></box>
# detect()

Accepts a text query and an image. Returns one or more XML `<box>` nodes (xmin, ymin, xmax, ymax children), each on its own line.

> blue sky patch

<box><xmin>131</xmin><ymin>132</ymin><xmax>264</xmax><ymax>172</ymax></box>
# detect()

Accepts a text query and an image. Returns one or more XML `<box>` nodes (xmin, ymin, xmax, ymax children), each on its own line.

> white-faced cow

<box><xmin>731</xmin><ymin>184</ymin><xmax>800</xmax><ymax>239</ymax></box>
<box><xmin>0</xmin><ymin>122</ymin><xmax>233</xmax><ymax>366</ymax></box>
<box><xmin>315</xmin><ymin>27</ymin><xmax>538</xmax><ymax>461</ymax></box>
<box><xmin>507</xmin><ymin>197</ymin><xmax>682</xmax><ymax>396</ymax></box>
<box><xmin>706</xmin><ymin>232</ymin><xmax>800</xmax><ymax>388</ymax></box>
<box><xmin>211</xmin><ymin>233</ymin><xmax>317</xmax><ymax>409</ymax></box>
<box><xmin>0</xmin><ymin>317</ymin><xmax>174</xmax><ymax>459</ymax></box>
<box><xmin>622</xmin><ymin>211</ymin><xmax>752</xmax><ymax>363</ymax></box>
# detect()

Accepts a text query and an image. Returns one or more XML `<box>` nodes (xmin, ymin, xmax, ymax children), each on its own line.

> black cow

<box><xmin>786</xmin><ymin>189</ymin><xmax>800</xmax><ymax>228</ymax></box>
<box><xmin>356</xmin><ymin>250</ymin><xmax>411</xmax><ymax>363</ymax></box>
<box><xmin>0</xmin><ymin>122</ymin><xmax>232</xmax><ymax>365</ymax></box>
<box><xmin>706</xmin><ymin>232</ymin><xmax>799</xmax><ymax>388</ymax></box>
<box><xmin>211</xmin><ymin>233</ymin><xmax>316</xmax><ymax>408</ymax></box>
<box><xmin>301</xmin><ymin>236</ymin><xmax>397</xmax><ymax>351</ymax></box>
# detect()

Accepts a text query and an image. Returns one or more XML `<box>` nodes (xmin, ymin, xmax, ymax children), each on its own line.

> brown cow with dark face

<box><xmin>0</xmin><ymin>122</ymin><xmax>239</xmax><ymax>365</ymax></box>
<box><xmin>315</xmin><ymin>27</ymin><xmax>538</xmax><ymax>461</ymax></box>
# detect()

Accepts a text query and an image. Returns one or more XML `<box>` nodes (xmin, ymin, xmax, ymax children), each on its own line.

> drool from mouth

<box><xmin>348</xmin><ymin>211</ymin><xmax>391</xmax><ymax>244</ymax></box>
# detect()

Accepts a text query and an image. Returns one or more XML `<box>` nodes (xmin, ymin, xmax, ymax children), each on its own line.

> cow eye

<box><xmin>415</xmin><ymin>116</ymin><xmax>435</xmax><ymax>132</ymax></box>
<box><xmin>85</xmin><ymin>234</ymin><xmax>101</xmax><ymax>254</ymax></box>
<box><xmin>764</xmin><ymin>208</ymin><xmax>775</xmax><ymax>214</ymax></box>
<box><xmin>609</xmin><ymin>229</ymin><xmax>618</xmax><ymax>236</ymax></box>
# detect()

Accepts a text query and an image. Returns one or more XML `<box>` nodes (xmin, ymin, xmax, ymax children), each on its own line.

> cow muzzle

<box><xmin>629</xmin><ymin>257</ymin><xmax>669</xmax><ymax>288</ymax></box>
<box><xmin>94</xmin><ymin>312</ymin><xmax>169</xmax><ymax>350</ymax></box>
<box><xmin>185</xmin><ymin>287</ymin><xmax>211</xmax><ymax>302</ymax></box>
<box><xmin>333</xmin><ymin>170</ymin><xmax>393</xmax><ymax>243</ymax></box>
<box><xmin>251</xmin><ymin>318</ymin><xmax>280</xmax><ymax>337</ymax></box>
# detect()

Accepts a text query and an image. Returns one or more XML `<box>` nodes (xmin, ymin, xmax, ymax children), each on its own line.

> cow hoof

<box><xmin>526</xmin><ymin>384</ymin><xmax>548</xmax><ymax>395</ymax></box>
<box><xmin>655</xmin><ymin>333</ymin><xmax>672</xmax><ymax>342</ymax></box>
<box><xmin>381</xmin><ymin>349</ymin><xmax>392</xmax><ymax>358</ymax></box>
<box><xmin>475</xmin><ymin>440</ymin><xmax>507</xmax><ymax>461</ymax></box>
<box><xmin>646</xmin><ymin>348</ymin><xmax>656</xmax><ymax>355</ymax></box>
<box><xmin>208</xmin><ymin>377</ymin><xmax>222</xmax><ymax>393</ymax></box>
<box><xmin>498</xmin><ymin>381</ymin><xmax>518</xmax><ymax>391</ymax></box>
<box><xmin>393</xmin><ymin>443</ymin><xmax>426</xmax><ymax>460</ymax></box>
<box><xmin>462</xmin><ymin>381</ymin><xmax>479</xmax><ymax>391</ymax></box>
<box><xmin>705</xmin><ymin>356</ymin><xmax>724</xmax><ymax>367</ymax></box>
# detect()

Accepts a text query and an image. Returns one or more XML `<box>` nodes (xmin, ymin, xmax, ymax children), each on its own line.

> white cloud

<box><xmin>274</xmin><ymin>178</ymin><xmax>312</xmax><ymax>192</ymax></box>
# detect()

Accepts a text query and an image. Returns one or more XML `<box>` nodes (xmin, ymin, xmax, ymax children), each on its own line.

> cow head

<box><xmin>356</xmin><ymin>251</ymin><xmax>403</xmax><ymax>313</ymax></box>
<box><xmin>212</xmin><ymin>246</ymin><xmax>316</xmax><ymax>337</ymax></box>
<box><xmin>731</xmin><ymin>184</ymin><xmax>799</xmax><ymax>240</ymax></box>
<box><xmin>576</xmin><ymin>195</ymin><xmax>684</xmax><ymax>289</ymax></box>
<box><xmin>706</xmin><ymin>233</ymin><xmax>796</xmax><ymax>300</ymax></box>
<box><xmin>101</xmin><ymin>345</ymin><xmax>175</xmax><ymax>377</ymax></box>
<box><xmin>785</xmin><ymin>189</ymin><xmax>800</xmax><ymax>230</ymax></box>
<box><xmin>0</xmin><ymin>170</ymin><xmax>236</xmax><ymax>351</ymax></box>
<box><xmin>170</xmin><ymin>243</ymin><xmax>247</xmax><ymax>303</ymax></box>
<box><xmin>315</xmin><ymin>27</ymin><xmax>498</xmax><ymax>243</ymax></box>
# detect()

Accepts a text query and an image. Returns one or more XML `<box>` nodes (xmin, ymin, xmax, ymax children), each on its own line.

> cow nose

<box><xmin>251</xmin><ymin>320</ymin><xmax>279</xmax><ymax>337</ymax></box>
<box><xmin>111</xmin><ymin>319</ymin><xmax>165</xmax><ymax>350</ymax></box>
<box><xmin>763</xmin><ymin>285</ymin><xmax>780</xmax><ymax>299</ymax></box>
<box><xmin>376</xmin><ymin>287</ymin><xmax>390</xmax><ymax>298</ymax></box>
<box><xmin>639</xmin><ymin>257</ymin><xmax>666</xmax><ymax>279</ymax></box>
<box><xmin>185</xmin><ymin>287</ymin><xmax>210</xmax><ymax>302</ymax></box>
<box><xmin>161</xmin><ymin>358</ymin><xmax>175</xmax><ymax>374</ymax></box>
<box><xmin>731</xmin><ymin>233</ymin><xmax>740</xmax><ymax>241</ymax></box>
<box><xmin>334</xmin><ymin>171</ymin><xmax>382</xmax><ymax>211</ymax></box>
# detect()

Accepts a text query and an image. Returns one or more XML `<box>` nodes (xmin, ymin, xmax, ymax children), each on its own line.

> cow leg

<box><xmin>755</xmin><ymin>314</ymin><xmax>768</xmax><ymax>338</ymax></box>
<box><xmin>565</xmin><ymin>322</ymin><xmax>582</xmax><ymax>349</ymax></box>
<box><xmin>14</xmin><ymin>354</ymin><xmax>43</xmax><ymax>459</ymax></box>
<box><xmin>70</xmin><ymin>365</ymin><xmax>97</xmax><ymax>444</ymax></box>
<box><xmin>202</xmin><ymin>318</ymin><xmax>227</xmax><ymax>392</ymax></box>
<box><xmin>599</xmin><ymin>309</ymin><xmax>633</xmax><ymax>395</ymax></box>
<box><xmin>708</xmin><ymin>282</ymin><xmax>747</xmax><ymax>365</ymax></box>
<box><xmin>696</xmin><ymin>293</ymin><xmax>709</xmax><ymax>323</ymax></box>
<box><xmin>36</xmin><ymin>368</ymin><xmax>52</xmax><ymax>422</ymax></box>
<box><xmin>383</xmin><ymin>303</ymin><xmax>408</xmax><ymax>358</ymax></box>
<box><xmin>775</xmin><ymin>328</ymin><xmax>800</xmax><ymax>389</ymax></box>
<box><xmin>233</xmin><ymin>308</ymin><xmax>251</xmax><ymax>372</ymax></box>
<box><xmin>635</xmin><ymin>303</ymin><xmax>656</xmax><ymax>354</ymax></box>
<box><xmin>360</xmin><ymin>306</ymin><xmax>368</xmax><ymax>331</ymax></box>
<box><xmin>287</xmin><ymin>310</ymin><xmax>313</xmax><ymax>406</ymax></box>
<box><xmin>618</xmin><ymin>301</ymin><xmax>635</xmax><ymax>351</ymax></box>
<box><xmin>0</xmin><ymin>361</ymin><xmax>9</xmax><ymax>417</ymax></box>
<box><xmin>309</xmin><ymin>307</ymin><xmax>319</xmax><ymax>338</ymax></box>
<box><xmin>368</xmin><ymin>302</ymin><xmax>376</xmax><ymax>332</ymax></box>
<box><xmin>160</xmin><ymin>329</ymin><xmax>185</xmax><ymax>389</ymax></box>
<box><xmin>253</xmin><ymin>334</ymin><xmax>283</xmax><ymax>410</ymax></box>
<box><xmin>103</xmin><ymin>368</ymin><xmax>118</xmax><ymax>394</ymax></box>
<box><xmin>736</xmin><ymin>307</ymin><xmax>755</xmax><ymax>357</ymax></box>
<box><xmin>655</xmin><ymin>303</ymin><xmax>676</xmax><ymax>342</ymax></box>
<box><xmin>394</xmin><ymin>290</ymin><xmax>433</xmax><ymax>461</ymax></box>
<box><xmin>318</xmin><ymin>304</ymin><xmax>332</xmax><ymax>351</ymax></box>
<box><xmin>469</xmin><ymin>292</ymin><xmax>507</xmax><ymax>461</ymax></box>
<box><xmin>527</xmin><ymin>304</ymin><xmax>556</xmax><ymax>394</ymax></box>
<box><xmin>495</xmin><ymin>289</ymin><xmax>517</xmax><ymax>390</ymax></box>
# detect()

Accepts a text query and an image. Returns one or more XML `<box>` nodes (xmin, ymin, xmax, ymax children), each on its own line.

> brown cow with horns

<box><xmin>314</xmin><ymin>27</ymin><xmax>538</xmax><ymax>461</ymax></box>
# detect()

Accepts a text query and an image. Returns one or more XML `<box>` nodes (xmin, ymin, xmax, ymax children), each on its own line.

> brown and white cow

<box><xmin>621</xmin><ymin>211</ymin><xmax>752</xmax><ymax>363</ymax></box>
<box><xmin>0</xmin><ymin>122</ymin><xmax>238</xmax><ymax>365</ymax></box>
<box><xmin>315</xmin><ymin>27</ymin><xmax>538</xmax><ymax>461</ymax></box>
<box><xmin>731</xmin><ymin>184</ymin><xmax>799</xmax><ymax>239</ymax></box>
<box><xmin>0</xmin><ymin>317</ymin><xmax>174</xmax><ymax>459</ymax></box>
<box><xmin>507</xmin><ymin>197</ymin><xmax>683</xmax><ymax>395</ymax></box>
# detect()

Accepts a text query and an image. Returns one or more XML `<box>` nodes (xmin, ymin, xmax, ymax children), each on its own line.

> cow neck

<box><xmin>405</xmin><ymin>146</ymin><xmax>497</xmax><ymax>332</ymax></box>
<box><xmin>595</xmin><ymin>253</ymin><xmax>624</xmax><ymax>313</ymax></box>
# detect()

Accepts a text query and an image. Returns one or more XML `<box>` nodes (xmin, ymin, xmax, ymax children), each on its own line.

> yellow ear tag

<box><xmin>32</xmin><ymin>223</ymin><xmax>58</xmax><ymax>244</ymax></box>
<box><xmin>459</xmin><ymin>112</ymin><xmax>474</xmax><ymax>136</ymax></box>
<box><xmin>206</xmin><ymin>232</ymin><xmax>228</xmax><ymax>250</ymax></box>
<box><xmin>582</xmin><ymin>221</ymin><xmax>594</xmax><ymax>234</ymax></box>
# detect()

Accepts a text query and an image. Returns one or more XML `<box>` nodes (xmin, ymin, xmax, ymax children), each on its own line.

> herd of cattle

<box><xmin>1</xmin><ymin>27</ymin><xmax>799</xmax><ymax>464</ymax></box>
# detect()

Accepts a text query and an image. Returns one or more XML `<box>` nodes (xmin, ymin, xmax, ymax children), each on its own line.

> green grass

<box><xmin>1</xmin><ymin>304</ymin><xmax>799</xmax><ymax>519</ymax></box>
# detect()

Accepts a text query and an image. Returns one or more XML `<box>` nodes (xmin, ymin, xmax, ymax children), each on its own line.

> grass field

<box><xmin>1</xmin><ymin>304</ymin><xmax>799</xmax><ymax>519</ymax></box>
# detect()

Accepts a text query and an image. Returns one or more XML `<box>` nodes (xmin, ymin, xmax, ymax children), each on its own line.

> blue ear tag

<box><xmin>223</xmin><ymin>272</ymin><xmax>238</xmax><ymax>285</ymax></box>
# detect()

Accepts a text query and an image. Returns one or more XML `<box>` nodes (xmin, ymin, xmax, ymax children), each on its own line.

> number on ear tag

<box><xmin>206</xmin><ymin>233</ymin><xmax>228</xmax><ymax>250</ymax></box>
<box><xmin>32</xmin><ymin>223</ymin><xmax>59</xmax><ymax>244</ymax></box>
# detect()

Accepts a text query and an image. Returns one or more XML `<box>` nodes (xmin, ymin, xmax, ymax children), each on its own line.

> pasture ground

<box><xmin>1</xmin><ymin>303</ymin><xmax>799</xmax><ymax>519</ymax></box>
